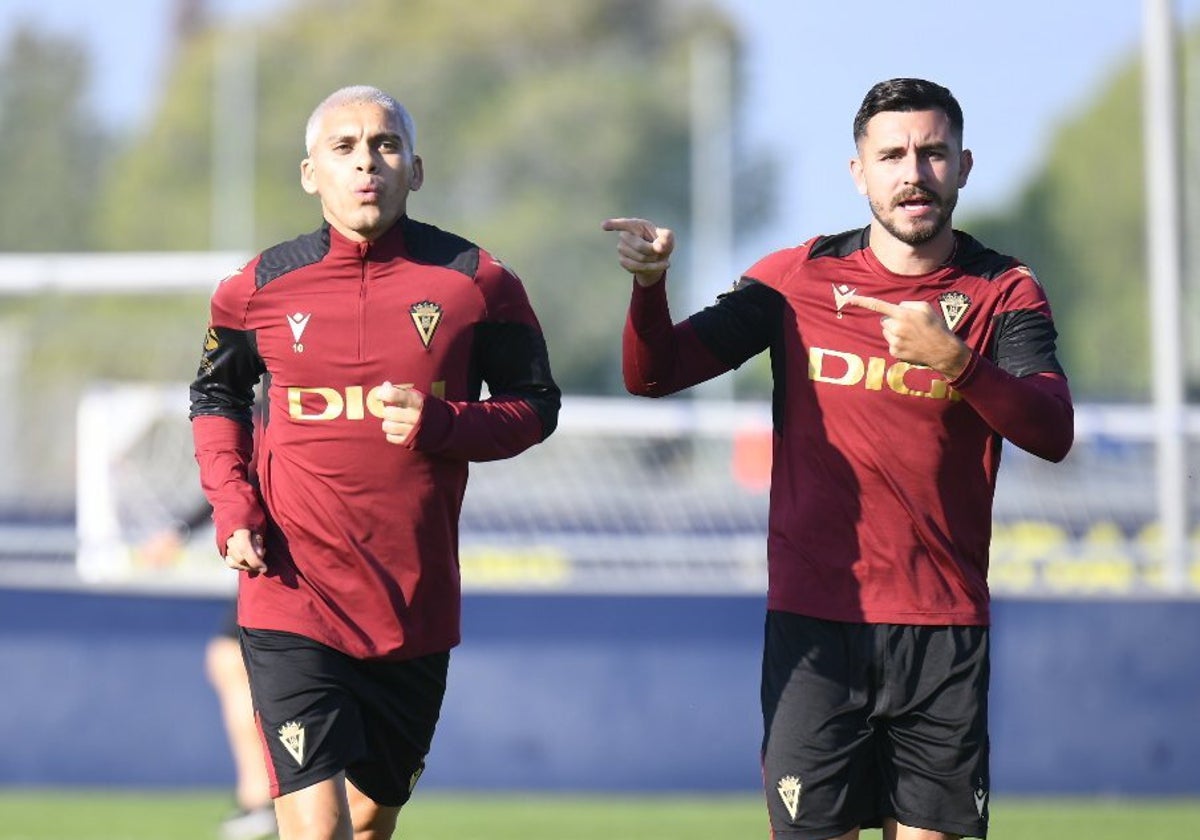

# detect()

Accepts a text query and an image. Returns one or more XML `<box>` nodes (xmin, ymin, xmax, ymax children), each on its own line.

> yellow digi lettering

<box><xmin>364</xmin><ymin>385</ymin><xmax>386</xmax><ymax>419</ymax></box>
<box><xmin>288</xmin><ymin>387</ymin><xmax>343</xmax><ymax>421</ymax></box>
<box><xmin>864</xmin><ymin>356</ymin><xmax>886</xmax><ymax>391</ymax></box>
<box><xmin>808</xmin><ymin>347</ymin><xmax>864</xmax><ymax>386</ymax></box>
<box><xmin>809</xmin><ymin>346</ymin><xmax>960</xmax><ymax>402</ymax></box>
<box><xmin>885</xmin><ymin>361</ymin><xmax>923</xmax><ymax>397</ymax></box>
<box><xmin>344</xmin><ymin>386</ymin><xmax>365</xmax><ymax>420</ymax></box>
<box><xmin>289</xmin><ymin>381</ymin><xmax>449</xmax><ymax>421</ymax></box>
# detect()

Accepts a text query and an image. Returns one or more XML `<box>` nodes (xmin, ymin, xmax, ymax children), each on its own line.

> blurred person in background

<box><xmin>207</xmin><ymin>602</ymin><xmax>278</xmax><ymax>840</ymax></box>
<box><xmin>604</xmin><ymin>77</ymin><xmax>1073</xmax><ymax>840</ymax></box>
<box><xmin>139</xmin><ymin>528</ymin><xmax>275</xmax><ymax>840</ymax></box>
<box><xmin>138</xmin><ymin>408</ymin><xmax>274</xmax><ymax>840</ymax></box>
<box><xmin>190</xmin><ymin>85</ymin><xmax>560</xmax><ymax>840</ymax></box>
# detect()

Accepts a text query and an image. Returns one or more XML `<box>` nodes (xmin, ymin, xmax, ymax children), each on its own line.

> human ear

<box><xmin>300</xmin><ymin>158</ymin><xmax>318</xmax><ymax>195</ymax></box>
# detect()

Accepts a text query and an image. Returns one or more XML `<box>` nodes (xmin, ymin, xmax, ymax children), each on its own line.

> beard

<box><xmin>869</xmin><ymin>188</ymin><xmax>958</xmax><ymax>246</ymax></box>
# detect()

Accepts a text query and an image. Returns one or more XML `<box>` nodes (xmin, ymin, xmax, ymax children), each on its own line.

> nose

<box><xmin>899</xmin><ymin>150</ymin><xmax>927</xmax><ymax>185</ymax></box>
<box><xmin>353</xmin><ymin>144</ymin><xmax>377</xmax><ymax>173</ymax></box>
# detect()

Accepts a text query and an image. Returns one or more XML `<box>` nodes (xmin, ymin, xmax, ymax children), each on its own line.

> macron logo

<box><xmin>832</xmin><ymin>283</ymin><xmax>857</xmax><ymax>318</ymax></box>
<box><xmin>288</xmin><ymin>312</ymin><xmax>312</xmax><ymax>353</ymax></box>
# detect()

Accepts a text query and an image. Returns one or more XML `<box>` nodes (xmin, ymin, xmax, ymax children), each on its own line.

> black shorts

<box><xmin>761</xmin><ymin>611</ymin><xmax>990</xmax><ymax>839</ymax></box>
<box><xmin>239</xmin><ymin>628</ymin><xmax>449</xmax><ymax>806</ymax></box>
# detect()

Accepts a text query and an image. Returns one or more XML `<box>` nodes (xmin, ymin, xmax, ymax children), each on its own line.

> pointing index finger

<box><xmin>602</xmin><ymin>217</ymin><xmax>657</xmax><ymax>242</ymax></box>
<box><xmin>846</xmin><ymin>294</ymin><xmax>903</xmax><ymax>318</ymax></box>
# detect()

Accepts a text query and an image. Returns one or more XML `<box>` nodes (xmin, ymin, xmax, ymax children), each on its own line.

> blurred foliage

<box><xmin>0</xmin><ymin>1</ymin><xmax>1191</xmax><ymax>507</ymax></box>
<box><xmin>0</xmin><ymin>0</ymin><xmax>780</xmax><ymax>510</ymax></box>
<box><xmin>90</xmin><ymin>0</ymin><xmax>775</xmax><ymax>394</ymax></box>
<box><xmin>0</xmin><ymin>26</ymin><xmax>108</xmax><ymax>250</ymax></box>
<box><xmin>3</xmin><ymin>293</ymin><xmax>211</xmax><ymax>505</ymax></box>
<box><xmin>961</xmin><ymin>52</ymin><xmax>1154</xmax><ymax>400</ymax></box>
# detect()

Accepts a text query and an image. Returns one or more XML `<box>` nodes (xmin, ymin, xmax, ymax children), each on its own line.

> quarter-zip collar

<box><xmin>324</xmin><ymin>216</ymin><xmax>411</xmax><ymax>262</ymax></box>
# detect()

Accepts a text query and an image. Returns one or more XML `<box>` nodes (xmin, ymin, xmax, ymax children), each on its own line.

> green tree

<box><xmin>963</xmin><ymin>58</ymin><xmax>1150</xmax><ymax>400</ymax></box>
<box><xmin>0</xmin><ymin>26</ymin><xmax>108</xmax><ymax>251</ymax></box>
<box><xmin>93</xmin><ymin>0</ymin><xmax>773</xmax><ymax>394</ymax></box>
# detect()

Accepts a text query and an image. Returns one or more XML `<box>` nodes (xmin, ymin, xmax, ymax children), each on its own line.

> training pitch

<box><xmin>0</xmin><ymin>791</ymin><xmax>1197</xmax><ymax>839</ymax></box>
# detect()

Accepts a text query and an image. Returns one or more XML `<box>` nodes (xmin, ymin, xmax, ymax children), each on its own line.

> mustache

<box><xmin>892</xmin><ymin>188</ymin><xmax>941</xmax><ymax>208</ymax></box>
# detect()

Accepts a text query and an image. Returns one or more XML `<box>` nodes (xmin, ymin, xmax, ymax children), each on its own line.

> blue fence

<box><xmin>0</xmin><ymin>587</ymin><xmax>1197</xmax><ymax>794</ymax></box>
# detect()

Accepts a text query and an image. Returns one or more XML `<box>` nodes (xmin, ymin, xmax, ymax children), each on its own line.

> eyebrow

<box><xmin>371</xmin><ymin>130</ymin><xmax>404</xmax><ymax>146</ymax></box>
<box><xmin>876</xmin><ymin>140</ymin><xmax>951</xmax><ymax>156</ymax></box>
<box><xmin>324</xmin><ymin>129</ymin><xmax>405</xmax><ymax>147</ymax></box>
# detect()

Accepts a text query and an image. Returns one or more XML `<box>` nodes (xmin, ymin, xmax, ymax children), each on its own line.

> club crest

<box><xmin>777</xmin><ymin>775</ymin><xmax>802</xmax><ymax>821</ymax></box>
<box><xmin>278</xmin><ymin>720</ymin><xmax>306</xmax><ymax>766</ymax></box>
<box><xmin>410</xmin><ymin>301</ymin><xmax>443</xmax><ymax>348</ymax></box>
<box><xmin>937</xmin><ymin>290</ymin><xmax>971</xmax><ymax>332</ymax></box>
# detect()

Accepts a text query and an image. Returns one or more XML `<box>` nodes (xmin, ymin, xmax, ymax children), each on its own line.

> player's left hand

<box><xmin>379</xmin><ymin>381</ymin><xmax>424</xmax><ymax>444</ymax></box>
<box><xmin>846</xmin><ymin>295</ymin><xmax>970</xmax><ymax>379</ymax></box>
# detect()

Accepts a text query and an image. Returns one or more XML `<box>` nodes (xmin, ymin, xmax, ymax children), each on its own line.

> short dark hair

<box><xmin>852</xmin><ymin>78</ymin><xmax>964</xmax><ymax>145</ymax></box>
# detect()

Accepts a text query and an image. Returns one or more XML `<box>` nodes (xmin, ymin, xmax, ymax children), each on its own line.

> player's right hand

<box><xmin>225</xmin><ymin>528</ymin><xmax>267</xmax><ymax>574</ymax></box>
<box><xmin>378</xmin><ymin>381</ymin><xmax>424</xmax><ymax>445</ymax></box>
<box><xmin>601</xmin><ymin>217</ymin><xmax>674</xmax><ymax>287</ymax></box>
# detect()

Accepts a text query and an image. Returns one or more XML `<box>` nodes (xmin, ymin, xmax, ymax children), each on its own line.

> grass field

<box><xmin>0</xmin><ymin>791</ymin><xmax>1197</xmax><ymax>840</ymax></box>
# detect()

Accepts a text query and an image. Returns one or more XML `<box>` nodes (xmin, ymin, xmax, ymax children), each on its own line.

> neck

<box><xmin>867</xmin><ymin>222</ymin><xmax>956</xmax><ymax>276</ymax></box>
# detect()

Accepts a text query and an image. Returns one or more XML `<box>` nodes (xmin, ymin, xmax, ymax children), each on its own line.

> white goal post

<box><xmin>4</xmin><ymin>251</ymin><xmax>1194</xmax><ymax>595</ymax></box>
<box><xmin>75</xmin><ymin>382</ymin><xmax>1200</xmax><ymax>596</ymax></box>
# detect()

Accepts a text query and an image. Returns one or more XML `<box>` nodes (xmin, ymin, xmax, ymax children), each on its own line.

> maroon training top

<box><xmin>191</xmin><ymin>216</ymin><xmax>559</xmax><ymax>660</ymax></box>
<box><xmin>623</xmin><ymin>227</ymin><xmax>1072</xmax><ymax>626</ymax></box>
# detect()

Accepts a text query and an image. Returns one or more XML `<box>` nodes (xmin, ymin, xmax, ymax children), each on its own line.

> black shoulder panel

<box><xmin>951</xmin><ymin>232</ymin><xmax>1018</xmax><ymax>280</ymax></box>
<box><xmin>471</xmin><ymin>321</ymin><xmax>561</xmax><ymax>439</ymax></box>
<box><xmin>690</xmin><ymin>279</ymin><xmax>784</xmax><ymax>369</ymax></box>
<box><xmin>402</xmin><ymin>217</ymin><xmax>480</xmax><ymax>279</ymax></box>
<box><xmin>990</xmin><ymin>309</ymin><xmax>1065</xmax><ymax>378</ymax></box>
<box><xmin>807</xmin><ymin>227</ymin><xmax>870</xmax><ymax>261</ymax></box>
<box><xmin>255</xmin><ymin>226</ymin><xmax>331</xmax><ymax>289</ymax></box>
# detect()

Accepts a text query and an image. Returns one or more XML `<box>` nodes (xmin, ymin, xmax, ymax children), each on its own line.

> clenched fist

<box><xmin>379</xmin><ymin>381</ymin><xmax>425</xmax><ymax>445</ymax></box>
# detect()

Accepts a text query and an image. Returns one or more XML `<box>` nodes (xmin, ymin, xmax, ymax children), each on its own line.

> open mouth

<box><xmin>895</xmin><ymin>192</ymin><xmax>938</xmax><ymax>212</ymax></box>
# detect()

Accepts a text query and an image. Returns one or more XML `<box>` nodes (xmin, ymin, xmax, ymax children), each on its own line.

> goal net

<box><xmin>75</xmin><ymin>382</ymin><xmax>1200</xmax><ymax>595</ymax></box>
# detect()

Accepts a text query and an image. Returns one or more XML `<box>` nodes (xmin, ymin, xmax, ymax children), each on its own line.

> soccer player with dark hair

<box><xmin>190</xmin><ymin>85</ymin><xmax>560</xmax><ymax>840</ymax></box>
<box><xmin>604</xmin><ymin>77</ymin><xmax>1072</xmax><ymax>840</ymax></box>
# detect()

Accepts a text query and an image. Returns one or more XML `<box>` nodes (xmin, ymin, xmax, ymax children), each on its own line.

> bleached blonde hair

<box><xmin>304</xmin><ymin>85</ymin><xmax>416</xmax><ymax>161</ymax></box>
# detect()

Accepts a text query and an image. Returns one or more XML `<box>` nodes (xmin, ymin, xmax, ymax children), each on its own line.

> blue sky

<box><xmin>3</xmin><ymin>0</ymin><xmax>1198</xmax><ymax>267</ymax></box>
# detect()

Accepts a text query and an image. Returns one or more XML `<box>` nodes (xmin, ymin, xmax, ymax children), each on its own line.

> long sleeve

<box><xmin>192</xmin><ymin>414</ymin><xmax>265</xmax><ymax>550</ymax></box>
<box><xmin>951</xmin><ymin>356</ymin><xmax>1073</xmax><ymax>462</ymax></box>
<box><xmin>622</xmin><ymin>278</ymin><xmax>758</xmax><ymax>396</ymax></box>
<box><xmin>188</xmin><ymin>267</ymin><xmax>267</xmax><ymax>553</ymax></box>
<box><xmin>407</xmin><ymin>257</ymin><xmax>560</xmax><ymax>461</ymax></box>
<box><xmin>950</xmin><ymin>283</ymin><xmax>1074</xmax><ymax>463</ymax></box>
<box><xmin>406</xmin><ymin>324</ymin><xmax>560</xmax><ymax>461</ymax></box>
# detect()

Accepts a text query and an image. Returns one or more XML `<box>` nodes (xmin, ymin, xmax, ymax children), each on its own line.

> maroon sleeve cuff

<box><xmin>405</xmin><ymin>391</ymin><xmax>453</xmax><ymax>452</ymax></box>
<box><xmin>947</xmin><ymin>348</ymin><xmax>982</xmax><ymax>390</ymax></box>
<box><xmin>628</xmin><ymin>276</ymin><xmax>670</xmax><ymax>326</ymax></box>
<box><xmin>950</xmin><ymin>359</ymin><xmax>1074</xmax><ymax>462</ymax></box>
<box><xmin>192</xmin><ymin>414</ymin><xmax>266</xmax><ymax>555</ymax></box>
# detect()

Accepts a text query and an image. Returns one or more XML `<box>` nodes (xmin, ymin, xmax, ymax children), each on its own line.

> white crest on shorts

<box><xmin>278</xmin><ymin>720</ymin><xmax>306</xmax><ymax>766</ymax></box>
<box><xmin>777</xmin><ymin>775</ymin><xmax>802</xmax><ymax>821</ymax></box>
